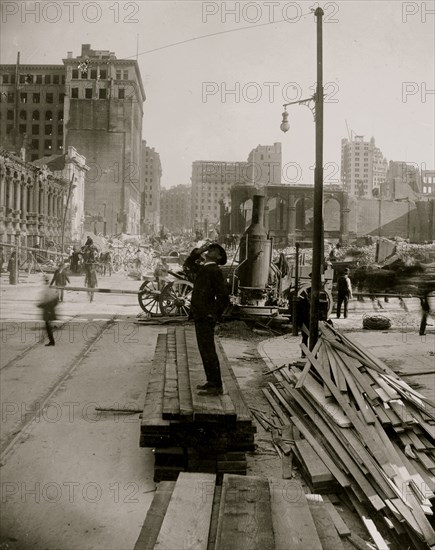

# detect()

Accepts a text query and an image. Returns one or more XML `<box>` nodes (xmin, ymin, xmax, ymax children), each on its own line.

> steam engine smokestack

<box><xmin>237</xmin><ymin>194</ymin><xmax>272</xmax><ymax>290</ymax></box>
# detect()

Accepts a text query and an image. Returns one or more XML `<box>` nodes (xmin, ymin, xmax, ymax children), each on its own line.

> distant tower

<box><xmin>341</xmin><ymin>135</ymin><xmax>388</xmax><ymax>198</ymax></box>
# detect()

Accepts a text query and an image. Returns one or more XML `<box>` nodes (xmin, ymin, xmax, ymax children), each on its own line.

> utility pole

<box><xmin>308</xmin><ymin>7</ymin><xmax>324</xmax><ymax>350</ymax></box>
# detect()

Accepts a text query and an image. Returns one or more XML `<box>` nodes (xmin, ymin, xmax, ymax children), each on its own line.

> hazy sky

<box><xmin>1</xmin><ymin>0</ymin><xmax>434</xmax><ymax>188</ymax></box>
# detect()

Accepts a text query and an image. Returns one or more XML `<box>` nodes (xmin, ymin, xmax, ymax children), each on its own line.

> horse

<box><xmin>352</xmin><ymin>260</ymin><xmax>426</xmax><ymax>310</ymax></box>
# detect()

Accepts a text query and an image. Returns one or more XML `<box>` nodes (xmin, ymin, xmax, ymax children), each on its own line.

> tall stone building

<box><xmin>63</xmin><ymin>44</ymin><xmax>145</xmax><ymax>235</ymax></box>
<box><xmin>341</xmin><ymin>136</ymin><xmax>388</xmax><ymax>198</ymax></box>
<box><xmin>246</xmin><ymin>142</ymin><xmax>282</xmax><ymax>185</ymax></box>
<box><xmin>1</xmin><ymin>44</ymin><xmax>146</xmax><ymax>236</ymax></box>
<box><xmin>140</xmin><ymin>141</ymin><xmax>161</xmax><ymax>234</ymax></box>
<box><xmin>0</xmin><ymin>63</ymin><xmax>66</xmax><ymax>161</ymax></box>
<box><xmin>160</xmin><ymin>185</ymin><xmax>191</xmax><ymax>233</ymax></box>
<box><xmin>191</xmin><ymin>160</ymin><xmax>248</xmax><ymax>232</ymax></box>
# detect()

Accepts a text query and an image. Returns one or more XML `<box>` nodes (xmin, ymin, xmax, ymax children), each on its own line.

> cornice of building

<box><xmin>62</xmin><ymin>57</ymin><xmax>145</xmax><ymax>102</ymax></box>
<box><xmin>0</xmin><ymin>64</ymin><xmax>64</xmax><ymax>70</ymax></box>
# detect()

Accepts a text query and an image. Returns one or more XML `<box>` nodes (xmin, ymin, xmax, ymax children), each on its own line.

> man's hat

<box><xmin>208</xmin><ymin>243</ymin><xmax>227</xmax><ymax>266</ymax></box>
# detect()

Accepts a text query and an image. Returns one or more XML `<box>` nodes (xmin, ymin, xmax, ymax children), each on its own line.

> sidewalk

<box><xmin>258</xmin><ymin>327</ymin><xmax>435</xmax><ymax>402</ymax></box>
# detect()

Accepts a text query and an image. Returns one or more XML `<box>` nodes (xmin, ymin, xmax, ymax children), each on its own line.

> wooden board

<box><xmin>134</xmin><ymin>482</ymin><xmax>175</xmax><ymax>550</ymax></box>
<box><xmin>289</xmin><ymin>369</ymin><xmax>352</xmax><ymax>428</ymax></box>
<box><xmin>154</xmin><ymin>472</ymin><xmax>216</xmax><ymax>550</ymax></box>
<box><xmin>141</xmin><ymin>333</ymin><xmax>170</xmax><ymax>430</ymax></box>
<box><xmin>163</xmin><ymin>328</ymin><xmax>180</xmax><ymax>419</ymax></box>
<box><xmin>306</xmin><ymin>496</ymin><xmax>345</xmax><ymax>550</ymax></box>
<box><xmin>300</xmin><ymin>344</ymin><xmax>395</xmax><ymax>479</ymax></box>
<box><xmin>270</xmin><ymin>480</ymin><xmax>323</xmax><ymax>550</ymax></box>
<box><xmin>175</xmin><ymin>326</ymin><xmax>193</xmax><ymax>419</ymax></box>
<box><xmin>294</xmin><ymin>439</ymin><xmax>336</xmax><ymax>486</ymax></box>
<box><xmin>322</xmin><ymin>495</ymin><xmax>351</xmax><ymax>537</ymax></box>
<box><xmin>207</xmin><ymin>485</ymin><xmax>222</xmax><ymax>550</ymax></box>
<box><xmin>328</xmin><ymin>346</ymin><xmax>376</xmax><ymax>424</ymax></box>
<box><xmin>215</xmin><ymin>474</ymin><xmax>275</xmax><ymax>550</ymax></box>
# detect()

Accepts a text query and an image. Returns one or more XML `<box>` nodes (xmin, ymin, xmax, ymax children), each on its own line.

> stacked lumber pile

<box><xmin>140</xmin><ymin>327</ymin><xmax>256</xmax><ymax>481</ymax></box>
<box><xmin>266</xmin><ymin>321</ymin><xmax>435</xmax><ymax>550</ymax></box>
<box><xmin>134</xmin><ymin>472</ymin><xmax>352</xmax><ymax>550</ymax></box>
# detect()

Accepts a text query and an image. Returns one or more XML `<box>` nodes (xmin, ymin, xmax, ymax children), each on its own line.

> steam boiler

<box><xmin>233</xmin><ymin>195</ymin><xmax>282</xmax><ymax>316</ymax></box>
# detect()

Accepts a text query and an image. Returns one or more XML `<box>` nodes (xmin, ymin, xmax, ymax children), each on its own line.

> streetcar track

<box><xmin>0</xmin><ymin>314</ymin><xmax>84</xmax><ymax>372</ymax></box>
<box><xmin>0</xmin><ymin>317</ymin><xmax>117</xmax><ymax>465</ymax></box>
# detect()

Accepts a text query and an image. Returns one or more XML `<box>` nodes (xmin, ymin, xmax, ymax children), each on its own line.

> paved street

<box><xmin>1</xmin><ymin>271</ymin><xmax>434</xmax><ymax>549</ymax></box>
<box><xmin>0</xmin><ymin>271</ymin><xmax>159</xmax><ymax>550</ymax></box>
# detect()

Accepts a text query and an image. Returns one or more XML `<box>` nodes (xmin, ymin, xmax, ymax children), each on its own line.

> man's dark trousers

<box><xmin>194</xmin><ymin>317</ymin><xmax>222</xmax><ymax>388</ymax></box>
<box><xmin>45</xmin><ymin>321</ymin><xmax>55</xmax><ymax>345</ymax></box>
<box><xmin>336</xmin><ymin>293</ymin><xmax>349</xmax><ymax>318</ymax></box>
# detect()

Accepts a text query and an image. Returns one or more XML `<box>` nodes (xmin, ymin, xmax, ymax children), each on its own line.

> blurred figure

<box><xmin>38</xmin><ymin>275</ymin><xmax>59</xmax><ymax>346</ymax></box>
<box><xmin>50</xmin><ymin>261</ymin><xmax>70</xmax><ymax>302</ymax></box>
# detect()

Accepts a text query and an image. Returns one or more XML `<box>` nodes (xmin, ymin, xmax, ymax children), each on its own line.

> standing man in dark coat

<box><xmin>185</xmin><ymin>242</ymin><xmax>229</xmax><ymax>396</ymax></box>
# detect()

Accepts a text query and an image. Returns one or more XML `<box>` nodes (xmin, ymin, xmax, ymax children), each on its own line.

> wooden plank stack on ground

<box><xmin>140</xmin><ymin>326</ymin><xmax>256</xmax><ymax>482</ymax></box>
<box><xmin>134</xmin><ymin>473</ymin><xmax>352</xmax><ymax>550</ymax></box>
<box><xmin>265</xmin><ymin>321</ymin><xmax>435</xmax><ymax>550</ymax></box>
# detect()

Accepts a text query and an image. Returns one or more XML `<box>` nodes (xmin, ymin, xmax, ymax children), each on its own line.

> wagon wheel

<box><xmin>159</xmin><ymin>280</ymin><xmax>193</xmax><ymax>317</ymax></box>
<box><xmin>138</xmin><ymin>280</ymin><xmax>161</xmax><ymax>314</ymax></box>
<box><xmin>292</xmin><ymin>284</ymin><xmax>334</xmax><ymax>319</ymax></box>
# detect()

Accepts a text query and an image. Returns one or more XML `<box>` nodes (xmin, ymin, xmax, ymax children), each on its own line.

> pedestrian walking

<box><xmin>336</xmin><ymin>268</ymin><xmax>353</xmax><ymax>318</ymax></box>
<box><xmin>50</xmin><ymin>261</ymin><xmax>70</xmax><ymax>302</ymax></box>
<box><xmin>81</xmin><ymin>237</ymin><xmax>99</xmax><ymax>300</ymax></box>
<box><xmin>185</xmin><ymin>242</ymin><xmax>229</xmax><ymax>396</ymax></box>
<box><xmin>84</xmin><ymin>263</ymin><xmax>98</xmax><ymax>302</ymax></box>
<box><xmin>37</xmin><ymin>275</ymin><xmax>59</xmax><ymax>346</ymax></box>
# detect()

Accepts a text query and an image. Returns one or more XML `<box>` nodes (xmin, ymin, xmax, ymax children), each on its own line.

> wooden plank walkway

<box><xmin>135</xmin><ymin>474</ymin><xmax>343</xmax><ymax>550</ymax></box>
<box><xmin>140</xmin><ymin>326</ymin><xmax>255</xmax><ymax>481</ymax></box>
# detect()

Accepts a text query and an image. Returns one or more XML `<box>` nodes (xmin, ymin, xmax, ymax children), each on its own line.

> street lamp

<box><xmin>280</xmin><ymin>7</ymin><xmax>324</xmax><ymax>350</ymax></box>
